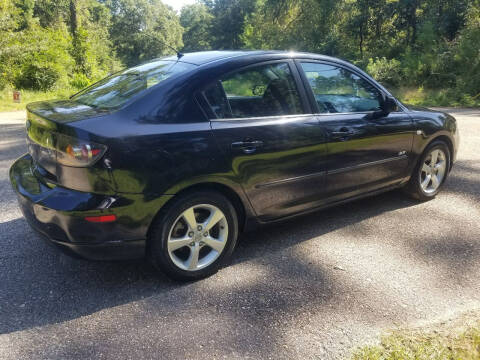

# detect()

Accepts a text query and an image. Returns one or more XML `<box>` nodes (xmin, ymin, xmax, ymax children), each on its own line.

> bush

<box><xmin>4</xmin><ymin>24</ymin><xmax>74</xmax><ymax>91</ymax></box>
<box><xmin>367</xmin><ymin>57</ymin><xmax>403</xmax><ymax>87</ymax></box>
<box><xmin>69</xmin><ymin>72</ymin><xmax>91</xmax><ymax>90</ymax></box>
<box><xmin>454</xmin><ymin>6</ymin><xmax>480</xmax><ymax>97</ymax></box>
<box><xmin>0</xmin><ymin>71</ymin><xmax>7</xmax><ymax>91</ymax></box>
<box><xmin>14</xmin><ymin>63</ymin><xmax>60</xmax><ymax>91</ymax></box>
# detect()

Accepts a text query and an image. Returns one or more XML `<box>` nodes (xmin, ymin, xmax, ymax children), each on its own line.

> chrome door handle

<box><xmin>330</xmin><ymin>128</ymin><xmax>354</xmax><ymax>141</ymax></box>
<box><xmin>231</xmin><ymin>140</ymin><xmax>264</xmax><ymax>154</ymax></box>
<box><xmin>331</xmin><ymin>131</ymin><xmax>354</xmax><ymax>136</ymax></box>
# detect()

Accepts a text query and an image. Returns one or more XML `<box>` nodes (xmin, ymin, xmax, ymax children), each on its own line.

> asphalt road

<box><xmin>0</xmin><ymin>109</ymin><xmax>479</xmax><ymax>359</ymax></box>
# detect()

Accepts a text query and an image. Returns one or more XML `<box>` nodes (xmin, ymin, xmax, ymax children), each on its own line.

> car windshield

<box><xmin>72</xmin><ymin>60</ymin><xmax>196</xmax><ymax>109</ymax></box>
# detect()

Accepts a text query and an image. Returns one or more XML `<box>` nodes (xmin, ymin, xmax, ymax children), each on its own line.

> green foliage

<box><xmin>107</xmin><ymin>0</ymin><xmax>183</xmax><ymax>66</ymax></box>
<box><xmin>367</xmin><ymin>58</ymin><xmax>403</xmax><ymax>88</ymax></box>
<box><xmin>1</xmin><ymin>0</ymin><xmax>480</xmax><ymax>109</ymax></box>
<box><xmin>0</xmin><ymin>0</ymin><xmax>119</xmax><ymax>94</ymax></box>
<box><xmin>454</xmin><ymin>4</ymin><xmax>480</xmax><ymax>97</ymax></box>
<box><xmin>69</xmin><ymin>72</ymin><xmax>91</xmax><ymax>89</ymax></box>
<box><xmin>0</xmin><ymin>73</ymin><xmax>8</xmax><ymax>91</ymax></box>
<box><xmin>202</xmin><ymin>0</ymin><xmax>257</xmax><ymax>49</ymax></box>
<box><xmin>241</xmin><ymin>0</ymin><xmax>344</xmax><ymax>54</ymax></box>
<box><xmin>180</xmin><ymin>3</ymin><xmax>213</xmax><ymax>52</ymax></box>
<box><xmin>68</xmin><ymin>0</ymin><xmax>120</xmax><ymax>79</ymax></box>
<box><xmin>5</xmin><ymin>23</ymin><xmax>75</xmax><ymax>91</ymax></box>
<box><xmin>239</xmin><ymin>0</ymin><xmax>480</xmax><ymax>106</ymax></box>
<box><xmin>15</xmin><ymin>63</ymin><xmax>59</xmax><ymax>91</ymax></box>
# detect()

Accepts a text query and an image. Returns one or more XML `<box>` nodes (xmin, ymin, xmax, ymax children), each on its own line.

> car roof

<box><xmin>159</xmin><ymin>51</ymin><xmax>265</xmax><ymax>65</ymax></box>
<box><xmin>159</xmin><ymin>50</ymin><xmax>342</xmax><ymax>66</ymax></box>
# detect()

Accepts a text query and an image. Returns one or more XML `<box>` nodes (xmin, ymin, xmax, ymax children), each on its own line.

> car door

<box><xmin>201</xmin><ymin>60</ymin><xmax>329</xmax><ymax>221</ymax></box>
<box><xmin>297</xmin><ymin>61</ymin><xmax>414</xmax><ymax>201</ymax></box>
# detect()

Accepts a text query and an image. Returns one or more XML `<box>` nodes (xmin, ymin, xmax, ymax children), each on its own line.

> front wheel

<box><xmin>404</xmin><ymin>141</ymin><xmax>450</xmax><ymax>201</ymax></box>
<box><xmin>148</xmin><ymin>191</ymin><xmax>239</xmax><ymax>281</ymax></box>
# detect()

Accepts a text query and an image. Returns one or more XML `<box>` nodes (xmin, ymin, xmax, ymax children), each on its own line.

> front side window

<box><xmin>203</xmin><ymin>62</ymin><xmax>303</xmax><ymax>119</ymax></box>
<box><xmin>300</xmin><ymin>62</ymin><xmax>382</xmax><ymax>114</ymax></box>
<box><xmin>72</xmin><ymin>60</ymin><xmax>196</xmax><ymax>109</ymax></box>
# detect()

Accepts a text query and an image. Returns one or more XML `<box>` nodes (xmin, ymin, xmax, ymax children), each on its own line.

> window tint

<box><xmin>300</xmin><ymin>62</ymin><xmax>382</xmax><ymax>114</ymax></box>
<box><xmin>204</xmin><ymin>81</ymin><xmax>230</xmax><ymax>119</ymax></box>
<box><xmin>72</xmin><ymin>61</ymin><xmax>196</xmax><ymax>109</ymax></box>
<box><xmin>203</xmin><ymin>62</ymin><xmax>303</xmax><ymax>119</ymax></box>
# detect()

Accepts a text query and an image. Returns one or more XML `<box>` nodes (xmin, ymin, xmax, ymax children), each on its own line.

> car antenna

<box><xmin>140</xmin><ymin>31</ymin><xmax>184</xmax><ymax>59</ymax></box>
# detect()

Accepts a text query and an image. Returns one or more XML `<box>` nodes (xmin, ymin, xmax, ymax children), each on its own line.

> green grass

<box><xmin>0</xmin><ymin>87</ymin><xmax>76</xmax><ymax>112</ymax></box>
<box><xmin>392</xmin><ymin>87</ymin><xmax>480</xmax><ymax>108</ymax></box>
<box><xmin>352</xmin><ymin>319</ymin><xmax>480</xmax><ymax>360</ymax></box>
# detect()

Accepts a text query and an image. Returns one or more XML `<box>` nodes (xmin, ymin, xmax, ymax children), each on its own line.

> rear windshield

<box><xmin>72</xmin><ymin>60</ymin><xmax>196</xmax><ymax>109</ymax></box>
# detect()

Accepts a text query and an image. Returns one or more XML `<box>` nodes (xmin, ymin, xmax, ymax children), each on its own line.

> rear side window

<box><xmin>300</xmin><ymin>62</ymin><xmax>382</xmax><ymax>114</ymax></box>
<box><xmin>203</xmin><ymin>62</ymin><xmax>303</xmax><ymax>119</ymax></box>
<box><xmin>204</xmin><ymin>81</ymin><xmax>231</xmax><ymax>119</ymax></box>
<box><xmin>72</xmin><ymin>61</ymin><xmax>196</xmax><ymax>110</ymax></box>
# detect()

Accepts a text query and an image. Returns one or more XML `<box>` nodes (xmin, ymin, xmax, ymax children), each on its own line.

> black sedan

<box><xmin>10</xmin><ymin>51</ymin><xmax>459</xmax><ymax>280</ymax></box>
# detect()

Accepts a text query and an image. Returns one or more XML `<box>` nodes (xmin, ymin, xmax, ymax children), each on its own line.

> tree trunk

<box><xmin>359</xmin><ymin>27</ymin><xmax>364</xmax><ymax>57</ymax></box>
<box><xmin>69</xmin><ymin>0</ymin><xmax>78</xmax><ymax>37</ymax></box>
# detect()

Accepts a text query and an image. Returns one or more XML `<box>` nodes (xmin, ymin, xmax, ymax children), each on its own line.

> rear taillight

<box><xmin>56</xmin><ymin>133</ymin><xmax>106</xmax><ymax>167</ymax></box>
<box><xmin>27</xmin><ymin>132</ymin><xmax>107</xmax><ymax>167</ymax></box>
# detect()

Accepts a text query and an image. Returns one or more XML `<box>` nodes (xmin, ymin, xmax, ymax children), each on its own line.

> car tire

<box><xmin>404</xmin><ymin>140</ymin><xmax>450</xmax><ymax>201</ymax></box>
<box><xmin>148</xmin><ymin>191</ymin><xmax>239</xmax><ymax>281</ymax></box>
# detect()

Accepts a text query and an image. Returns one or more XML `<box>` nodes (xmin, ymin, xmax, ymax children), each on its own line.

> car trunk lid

<box><xmin>25</xmin><ymin>100</ymin><xmax>114</xmax><ymax>194</ymax></box>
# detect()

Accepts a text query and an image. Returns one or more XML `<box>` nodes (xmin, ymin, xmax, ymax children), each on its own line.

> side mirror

<box><xmin>381</xmin><ymin>95</ymin><xmax>399</xmax><ymax>115</ymax></box>
<box><xmin>368</xmin><ymin>95</ymin><xmax>398</xmax><ymax>120</ymax></box>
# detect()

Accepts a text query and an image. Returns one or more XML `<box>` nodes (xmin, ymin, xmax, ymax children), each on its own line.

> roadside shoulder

<box><xmin>0</xmin><ymin>111</ymin><xmax>26</xmax><ymax>124</ymax></box>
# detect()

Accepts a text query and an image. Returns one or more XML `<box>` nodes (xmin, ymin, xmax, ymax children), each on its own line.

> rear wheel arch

<box><xmin>147</xmin><ymin>182</ymin><xmax>248</xmax><ymax>243</ymax></box>
<box><xmin>147</xmin><ymin>188</ymin><xmax>240</xmax><ymax>280</ymax></box>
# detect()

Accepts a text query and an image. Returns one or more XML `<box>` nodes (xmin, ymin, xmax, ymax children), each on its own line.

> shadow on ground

<box><xmin>0</xmin><ymin>190</ymin><xmax>418</xmax><ymax>335</ymax></box>
<box><xmin>3</xmin><ymin>177</ymin><xmax>478</xmax><ymax>340</ymax></box>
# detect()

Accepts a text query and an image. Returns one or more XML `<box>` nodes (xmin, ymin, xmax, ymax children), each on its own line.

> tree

<box><xmin>204</xmin><ymin>0</ymin><xmax>257</xmax><ymax>49</ymax></box>
<box><xmin>454</xmin><ymin>1</ymin><xmax>480</xmax><ymax>97</ymax></box>
<box><xmin>15</xmin><ymin>0</ymin><xmax>35</xmax><ymax>30</ymax></box>
<box><xmin>427</xmin><ymin>0</ymin><xmax>470</xmax><ymax>41</ymax></box>
<box><xmin>33</xmin><ymin>0</ymin><xmax>68</xmax><ymax>28</ymax></box>
<box><xmin>242</xmin><ymin>0</ymin><xmax>344</xmax><ymax>55</ymax></box>
<box><xmin>0</xmin><ymin>0</ymin><xmax>20</xmax><ymax>88</ymax></box>
<box><xmin>107</xmin><ymin>0</ymin><xmax>183</xmax><ymax>66</ymax></box>
<box><xmin>180</xmin><ymin>3</ymin><xmax>214</xmax><ymax>52</ymax></box>
<box><xmin>67</xmin><ymin>0</ymin><xmax>118</xmax><ymax>79</ymax></box>
<box><xmin>1</xmin><ymin>0</ymin><xmax>479</xmax><ymax>106</ymax></box>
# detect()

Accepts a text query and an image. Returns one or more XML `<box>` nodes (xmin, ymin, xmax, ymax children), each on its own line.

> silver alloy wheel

<box><xmin>167</xmin><ymin>204</ymin><xmax>228</xmax><ymax>271</ymax></box>
<box><xmin>419</xmin><ymin>148</ymin><xmax>447</xmax><ymax>194</ymax></box>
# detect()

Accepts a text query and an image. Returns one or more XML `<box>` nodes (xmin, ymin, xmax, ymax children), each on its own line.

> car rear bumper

<box><xmin>32</xmin><ymin>222</ymin><xmax>146</xmax><ymax>261</ymax></box>
<box><xmin>9</xmin><ymin>154</ymin><xmax>172</xmax><ymax>260</ymax></box>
